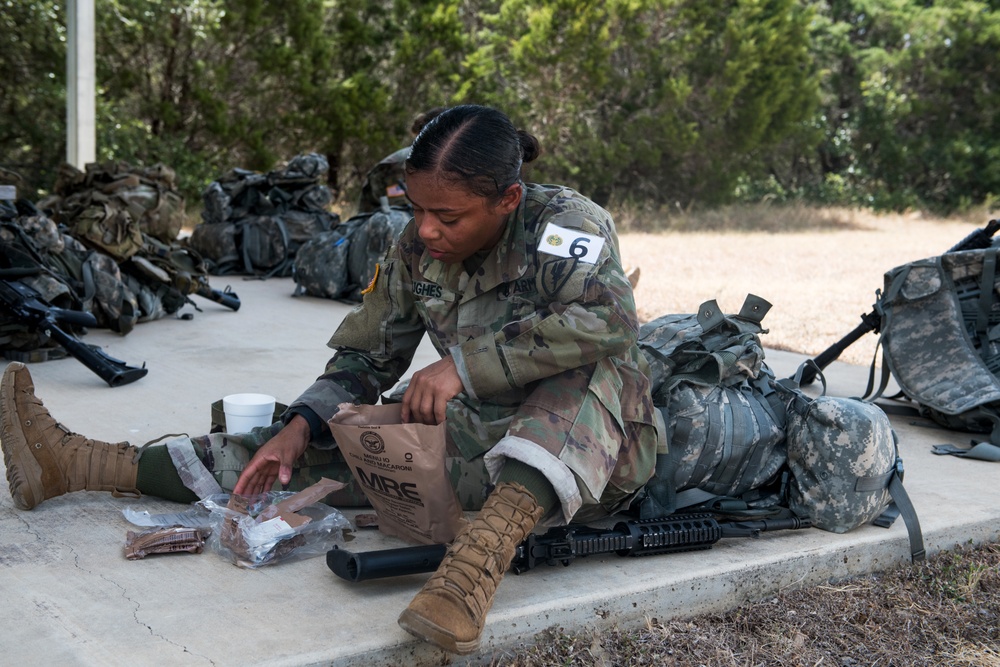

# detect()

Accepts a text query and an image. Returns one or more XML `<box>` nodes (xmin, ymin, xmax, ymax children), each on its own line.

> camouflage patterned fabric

<box><xmin>45</xmin><ymin>160</ymin><xmax>186</xmax><ymax>244</ymax></box>
<box><xmin>292</xmin><ymin>225</ymin><xmax>356</xmax><ymax>299</ymax></box>
<box><xmin>783</xmin><ymin>393</ymin><xmax>896</xmax><ymax>533</ymax></box>
<box><xmin>344</xmin><ymin>205</ymin><xmax>412</xmax><ymax>301</ymax></box>
<box><xmin>190</xmin><ymin>153</ymin><xmax>338</xmax><ymax>278</ymax></box>
<box><xmin>635</xmin><ymin>297</ymin><xmax>787</xmax><ymax>511</ymax></box>
<box><xmin>0</xmin><ymin>206</ymin><xmax>141</xmax><ymax>336</ymax></box>
<box><xmin>81</xmin><ymin>249</ymin><xmax>141</xmax><ymax>332</ymax></box>
<box><xmin>70</xmin><ymin>193</ymin><xmax>145</xmax><ymax>261</ymax></box>
<box><xmin>357</xmin><ymin>147</ymin><xmax>411</xmax><ymax>213</ymax></box>
<box><xmin>877</xmin><ymin>248</ymin><xmax>1000</xmax><ymax>435</ymax></box>
<box><xmin>290</xmin><ymin>183</ymin><xmax>658</xmax><ymax>523</ymax></box>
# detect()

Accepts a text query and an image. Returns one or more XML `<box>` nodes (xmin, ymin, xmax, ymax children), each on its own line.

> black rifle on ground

<box><xmin>798</xmin><ymin>218</ymin><xmax>1000</xmax><ymax>385</ymax></box>
<box><xmin>173</xmin><ymin>272</ymin><xmax>241</xmax><ymax>312</ymax></box>
<box><xmin>0</xmin><ymin>268</ymin><xmax>148</xmax><ymax>387</ymax></box>
<box><xmin>326</xmin><ymin>513</ymin><xmax>812</xmax><ymax>583</ymax></box>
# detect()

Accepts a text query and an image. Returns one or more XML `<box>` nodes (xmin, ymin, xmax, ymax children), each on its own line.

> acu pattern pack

<box><xmin>870</xmin><ymin>241</ymin><xmax>1000</xmax><ymax>462</ymax></box>
<box><xmin>636</xmin><ymin>295</ymin><xmax>923</xmax><ymax>561</ymax></box>
<box><xmin>292</xmin><ymin>200</ymin><xmax>411</xmax><ymax>302</ymax></box>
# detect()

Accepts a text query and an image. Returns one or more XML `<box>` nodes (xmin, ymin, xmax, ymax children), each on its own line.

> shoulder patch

<box><xmin>540</xmin><ymin>258</ymin><xmax>578</xmax><ymax>298</ymax></box>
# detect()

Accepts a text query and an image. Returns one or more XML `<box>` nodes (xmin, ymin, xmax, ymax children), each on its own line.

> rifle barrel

<box><xmin>326</xmin><ymin>543</ymin><xmax>446</xmax><ymax>583</ymax></box>
<box><xmin>196</xmin><ymin>285</ymin><xmax>241</xmax><ymax>311</ymax></box>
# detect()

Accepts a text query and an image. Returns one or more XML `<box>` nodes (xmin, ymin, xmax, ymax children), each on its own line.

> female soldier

<box><xmin>1</xmin><ymin>105</ymin><xmax>658</xmax><ymax>655</ymax></box>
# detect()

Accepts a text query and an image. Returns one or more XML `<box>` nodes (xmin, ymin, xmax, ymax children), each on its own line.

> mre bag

<box><xmin>328</xmin><ymin>403</ymin><xmax>467</xmax><ymax>545</ymax></box>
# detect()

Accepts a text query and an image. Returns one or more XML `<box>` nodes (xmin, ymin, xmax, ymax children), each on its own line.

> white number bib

<box><xmin>537</xmin><ymin>222</ymin><xmax>606</xmax><ymax>264</ymax></box>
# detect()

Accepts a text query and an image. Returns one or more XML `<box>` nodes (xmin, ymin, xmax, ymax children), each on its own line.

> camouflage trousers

<box><xmin>163</xmin><ymin>357</ymin><xmax>657</xmax><ymax>519</ymax></box>
<box><xmin>159</xmin><ymin>422</ymin><xmax>494</xmax><ymax>510</ymax></box>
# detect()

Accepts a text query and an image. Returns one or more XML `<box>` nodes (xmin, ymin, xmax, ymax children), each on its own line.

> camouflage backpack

<box><xmin>189</xmin><ymin>153</ymin><xmax>338</xmax><ymax>278</ymax></box>
<box><xmin>344</xmin><ymin>204</ymin><xmax>412</xmax><ymax>301</ymax></box>
<box><xmin>867</xmin><ymin>244</ymin><xmax>1000</xmax><ymax>461</ymax></box>
<box><xmin>635</xmin><ymin>295</ymin><xmax>923</xmax><ymax>561</ymax></box>
<box><xmin>292</xmin><ymin>217</ymin><xmax>364</xmax><ymax>299</ymax></box>
<box><xmin>45</xmin><ymin>161</ymin><xmax>187</xmax><ymax>248</ymax></box>
<box><xmin>0</xmin><ymin>200</ymin><xmax>140</xmax><ymax>337</ymax></box>
<box><xmin>635</xmin><ymin>295</ymin><xmax>789</xmax><ymax>516</ymax></box>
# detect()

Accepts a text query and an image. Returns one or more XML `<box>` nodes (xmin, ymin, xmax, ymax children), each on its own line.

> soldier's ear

<box><xmin>496</xmin><ymin>183</ymin><xmax>522</xmax><ymax>215</ymax></box>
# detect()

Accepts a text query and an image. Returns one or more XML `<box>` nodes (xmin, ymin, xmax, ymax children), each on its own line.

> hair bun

<box><xmin>518</xmin><ymin>130</ymin><xmax>541</xmax><ymax>164</ymax></box>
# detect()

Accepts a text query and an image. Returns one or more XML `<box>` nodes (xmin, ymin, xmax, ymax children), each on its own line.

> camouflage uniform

<box><xmin>166</xmin><ymin>184</ymin><xmax>657</xmax><ymax>522</ymax></box>
<box><xmin>290</xmin><ymin>183</ymin><xmax>658</xmax><ymax>523</ymax></box>
<box><xmin>356</xmin><ymin>148</ymin><xmax>410</xmax><ymax>213</ymax></box>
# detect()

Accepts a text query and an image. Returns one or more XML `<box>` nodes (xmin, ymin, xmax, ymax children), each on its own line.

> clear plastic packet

<box><xmin>199</xmin><ymin>490</ymin><xmax>352</xmax><ymax>569</ymax></box>
<box><xmin>122</xmin><ymin>505</ymin><xmax>213</xmax><ymax>529</ymax></box>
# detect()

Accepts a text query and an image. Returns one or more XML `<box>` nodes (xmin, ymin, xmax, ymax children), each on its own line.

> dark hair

<box><xmin>405</xmin><ymin>105</ymin><xmax>540</xmax><ymax>201</ymax></box>
<box><xmin>410</xmin><ymin>107</ymin><xmax>446</xmax><ymax>136</ymax></box>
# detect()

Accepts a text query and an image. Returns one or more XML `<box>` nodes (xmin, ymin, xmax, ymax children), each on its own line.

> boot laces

<box><xmin>430</xmin><ymin>487</ymin><xmax>541</xmax><ymax>617</ymax></box>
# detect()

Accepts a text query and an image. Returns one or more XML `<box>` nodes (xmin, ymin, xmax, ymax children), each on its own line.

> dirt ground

<box><xmin>492</xmin><ymin>541</ymin><xmax>1000</xmax><ymax>666</ymax></box>
<box><xmin>620</xmin><ymin>212</ymin><xmax>974</xmax><ymax>368</ymax></box>
<box><xmin>489</xmin><ymin>214</ymin><xmax>1000</xmax><ymax>667</ymax></box>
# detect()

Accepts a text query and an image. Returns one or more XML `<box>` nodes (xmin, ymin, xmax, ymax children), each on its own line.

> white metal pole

<box><xmin>67</xmin><ymin>0</ymin><xmax>96</xmax><ymax>168</ymax></box>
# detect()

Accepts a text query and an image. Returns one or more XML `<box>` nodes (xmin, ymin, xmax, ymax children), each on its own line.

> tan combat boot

<box><xmin>1</xmin><ymin>362</ymin><xmax>140</xmax><ymax>510</ymax></box>
<box><xmin>397</xmin><ymin>481</ymin><xmax>544</xmax><ymax>654</ymax></box>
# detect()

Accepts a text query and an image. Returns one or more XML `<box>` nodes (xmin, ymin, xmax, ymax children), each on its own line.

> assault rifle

<box><xmin>798</xmin><ymin>218</ymin><xmax>1000</xmax><ymax>385</ymax></box>
<box><xmin>171</xmin><ymin>270</ymin><xmax>241</xmax><ymax>312</ymax></box>
<box><xmin>0</xmin><ymin>269</ymin><xmax>148</xmax><ymax>387</ymax></box>
<box><xmin>326</xmin><ymin>513</ymin><xmax>812</xmax><ymax>583</ymax></box>
<box><xmin>129</xmin><ymin>241</ymin><xmax>241</xmax><ymax>313</ymax></box>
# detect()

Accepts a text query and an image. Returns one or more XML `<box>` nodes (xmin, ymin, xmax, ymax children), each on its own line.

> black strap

<box><xmin>887</xmin><ymin>467</ymin><xmax>925</xmax><ymax>562</ymax></box>
<box><xmin>932</xmin><ymin>441</ymin><xmax>1000</xmax><ymax>461</ymax></box>
<box><xmin>974</xmin><ymin>248</ymin><xmax>998</xmax><ymax>350</ymax></box>
<box><xmin>866</xmin><ymin>457</ymin><xmax>924</xmax><ymax>562</ymax></box>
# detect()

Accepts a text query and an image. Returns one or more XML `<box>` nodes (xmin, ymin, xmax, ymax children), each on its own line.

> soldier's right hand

<box><xmin>233</xmin><ymin>415</ymin><xmax>311</xmax><ymax>495</ymax></box>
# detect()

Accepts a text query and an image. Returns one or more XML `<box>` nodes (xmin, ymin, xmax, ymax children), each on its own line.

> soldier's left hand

<box><xmin>402</xmin><ymin>356</ymin><xmax>463</xmax><ymax>425</ymax></box>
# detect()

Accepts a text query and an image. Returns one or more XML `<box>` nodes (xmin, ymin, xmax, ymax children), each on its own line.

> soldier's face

<box><xmin>407</xmin><ymin>170</ymin><xmax>522</xmax><ymax>264</ymax></box>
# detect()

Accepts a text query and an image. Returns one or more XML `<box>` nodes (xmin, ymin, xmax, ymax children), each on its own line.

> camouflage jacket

<box><xmin>291</xmin><ymin>183</ymin><xmax>654</xmax><ymax>437</ymax></box>
<box><xmin>356</xmin><ymin>148</ymin><xmax>410</xmax><ymax>213</ymax></box>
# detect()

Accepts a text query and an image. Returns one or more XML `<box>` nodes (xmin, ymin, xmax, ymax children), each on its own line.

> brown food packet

<box><xmin>125</xmin><ymin>526</ymin><xmax>211</xmax><ymax>560</ymax></box>
<box><xmin>329</xmin><ymin>403</ymin><xmax>467</xmax><ymax>545</ymax></box>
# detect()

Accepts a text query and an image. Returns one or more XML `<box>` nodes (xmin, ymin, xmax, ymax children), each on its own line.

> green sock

<box><xmin>496</xmin><ymin>459</ymin><xmax>558</xmax><ymax>515</ymax></box>
<box><xmin>135</xmin><ymin>445</ymin><xmax>200</xmax><ymax>503</ymax></box>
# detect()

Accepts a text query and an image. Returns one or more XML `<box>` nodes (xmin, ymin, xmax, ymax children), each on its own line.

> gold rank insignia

<box><xmin>362</xmin><ymin>263</ymin><xmax>380</xmax><ymax>295</ymax></box>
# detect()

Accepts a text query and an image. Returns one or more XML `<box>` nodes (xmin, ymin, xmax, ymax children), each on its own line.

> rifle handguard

<box><xmin>326</xmin><ymin>514</ymin><xmax>812</xmax><ymax>583</ymax></box>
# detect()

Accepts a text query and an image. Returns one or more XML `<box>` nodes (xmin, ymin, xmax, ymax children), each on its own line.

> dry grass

<box><xmin>618</xmin><ymin>205</ymin><xmax>989</xmax><ymax>367</ymax></box>
<box><xmin>486</xmin><ymin>541</ymin><xmax>1000</xmax><ymax>667</ymax></box>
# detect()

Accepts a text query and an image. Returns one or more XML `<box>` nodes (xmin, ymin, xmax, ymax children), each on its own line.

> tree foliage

<box><xmin>1</xmin><ymin>0</ymin><xmax>998</xmax><ymax>214</ymax></box>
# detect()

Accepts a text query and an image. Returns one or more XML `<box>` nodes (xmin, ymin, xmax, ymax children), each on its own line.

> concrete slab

<box><xmin>2</xmin><ymin>277</ymin><xmax>999</xmax><ymax>667</ymax></box>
